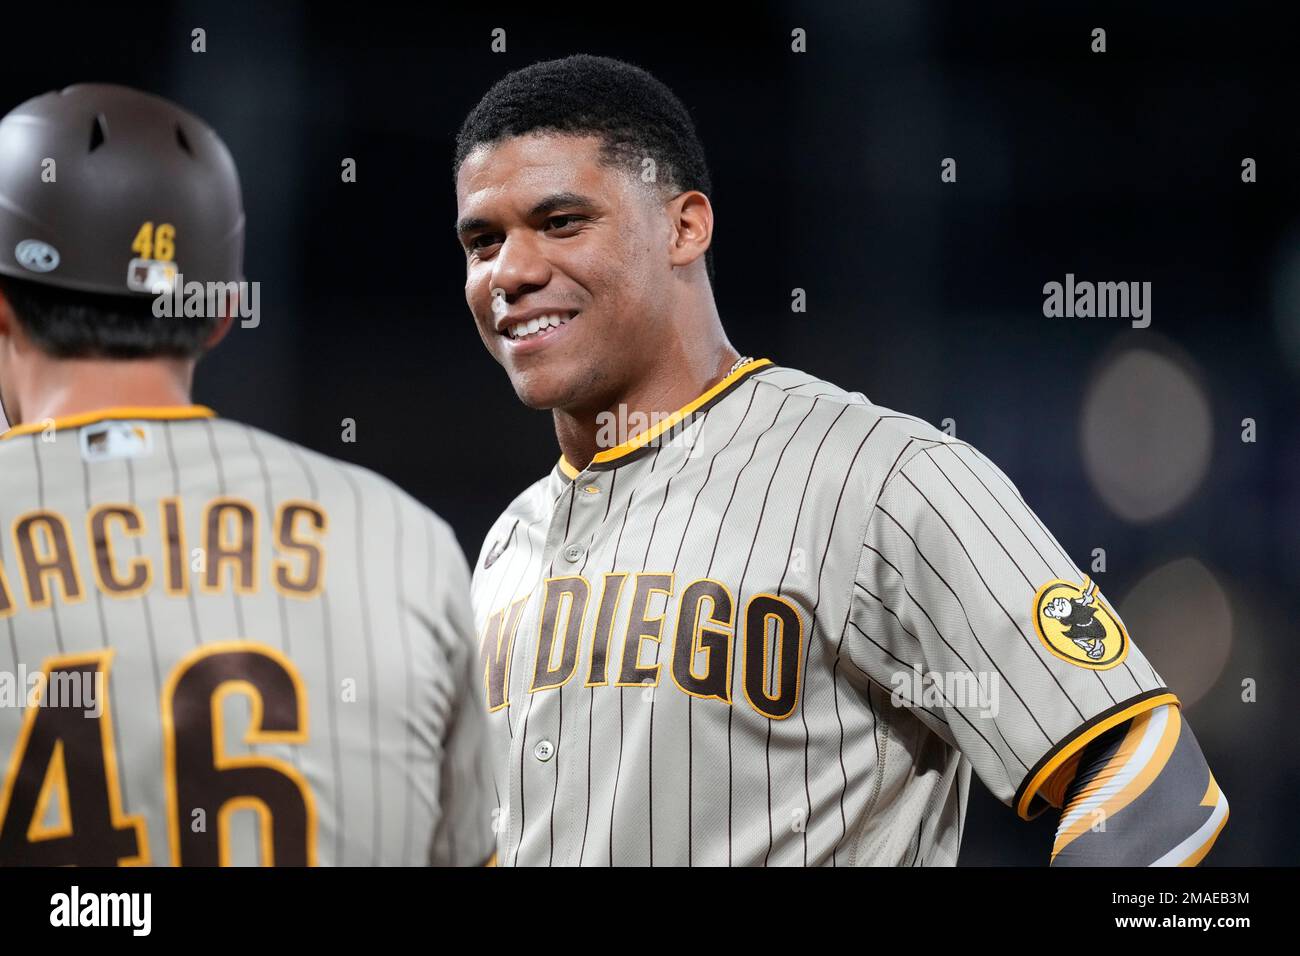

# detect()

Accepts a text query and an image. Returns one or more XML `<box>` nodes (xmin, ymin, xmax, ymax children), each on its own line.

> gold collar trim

<box><xmin>557</xmin><ymin>358</ymin><xmax>773</xmax><ymax>479</ymax></box>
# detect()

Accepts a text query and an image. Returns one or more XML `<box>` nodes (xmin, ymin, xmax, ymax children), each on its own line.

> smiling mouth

<box><xmin>503</xmin><ymin>311</ymin><xmax>579</xmax><ymax>342</ymax></box>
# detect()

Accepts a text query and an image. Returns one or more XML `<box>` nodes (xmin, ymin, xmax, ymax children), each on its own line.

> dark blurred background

<box><xmin>1</xmin><ymin>0</ymin><xmax>1294</xmax><ymax>865</ymax></box>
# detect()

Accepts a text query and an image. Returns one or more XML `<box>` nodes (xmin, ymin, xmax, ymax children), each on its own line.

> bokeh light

<box><xmin>1118</xmin><ymin>557</ymin><xmax>1233</xmax><ymax>708</ymax></box>
<box><xmin>1081</xmin><ymin>347</ymin><xmax>1213</xmax><ymax>522</ymax></box>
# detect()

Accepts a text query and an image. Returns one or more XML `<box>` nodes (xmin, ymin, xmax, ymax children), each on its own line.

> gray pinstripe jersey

<box><xmin>471</xmin><ymin>359</ymin><xmax>1175</xmax><ymax>866</ymax></box>
<box><xmin>0</xmin><ymin>407</ymin><xmax>494</xmax><ymax>866</ymax></box>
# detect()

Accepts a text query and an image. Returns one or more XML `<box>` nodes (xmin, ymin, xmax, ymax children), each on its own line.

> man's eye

<box><xmin>468</xmin><ymin>217</ymin><xmax>582</xmax><ymax>254</ymax></box>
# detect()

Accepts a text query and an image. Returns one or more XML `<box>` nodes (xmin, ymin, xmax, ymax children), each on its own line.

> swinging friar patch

<box><xmin>1031</xmin><ymin>576</ymin><xmax>1129</xmax><ymax>670</ymax></box>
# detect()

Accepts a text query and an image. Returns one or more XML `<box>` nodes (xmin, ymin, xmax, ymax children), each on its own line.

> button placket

<box><xmin>511</xmin><ymin>474</ymin><xmax>607</xmax><ymax>861</ymax></box>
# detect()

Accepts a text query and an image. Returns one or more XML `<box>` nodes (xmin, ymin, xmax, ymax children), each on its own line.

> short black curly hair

<box><xmin>454</xmin><ymin>54</ymin><xmax>715</xmax><ymax>285</ymax></box>
<box><xmin>0</xmin><ymin>273</ymin><xmax>218</xmax><ymax>359</ymax></box>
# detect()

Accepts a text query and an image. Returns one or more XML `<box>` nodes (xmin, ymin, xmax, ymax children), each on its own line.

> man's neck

<box><xmin>554</xmin><ymin>344</ymin><xmax>741</xmax><ymax>471</ymax></box>
<box><xmin>13</xmin><ymin>357</ymin><xmax>195</xmax><ymax>426</ymax></box>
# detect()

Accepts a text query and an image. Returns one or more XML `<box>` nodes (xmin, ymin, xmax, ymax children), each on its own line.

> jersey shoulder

<box><xmin>749</xmin><ymin>362</ymin><xmax>957</xmax><ymax>483</ymax></box>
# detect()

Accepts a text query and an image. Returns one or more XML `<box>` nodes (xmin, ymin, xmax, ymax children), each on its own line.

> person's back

<box><xmin>0</xmin><ymin>84</ymin><xmax>493</xmax><ymax>865</ymax></box>
<box><xmin>0</xmin><ymin>407</ymin><xmax>491</xmax><ymax>865</ymax></box>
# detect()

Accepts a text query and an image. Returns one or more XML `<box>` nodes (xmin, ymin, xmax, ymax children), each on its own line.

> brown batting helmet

<box><xmin>0</xmin><ymin>83</ymin><xmax>244</xmax><ymax>297</ymax></box>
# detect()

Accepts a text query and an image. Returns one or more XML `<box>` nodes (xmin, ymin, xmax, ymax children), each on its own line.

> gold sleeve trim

<box><xmin>1015</xmin><ymin>690</ymin><xmax>1180</xmax><ymax>821</ymax></box>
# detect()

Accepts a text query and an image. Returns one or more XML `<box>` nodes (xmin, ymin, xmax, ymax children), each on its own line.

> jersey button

<box><xmin>563</xmin><ymin>544</ymin><xmax>584</xmax><ymax>563</ymax></box>
<box><xmin>533</xmin><ymin>740</ymin><xmax>556</xmax><ymax>762</ymax></box>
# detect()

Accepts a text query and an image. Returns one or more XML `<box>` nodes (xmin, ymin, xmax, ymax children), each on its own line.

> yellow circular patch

<box><xmin>1031</xmin><ymin>578</ymin><xmax>1129</xmax><ymax>670</ymax></box>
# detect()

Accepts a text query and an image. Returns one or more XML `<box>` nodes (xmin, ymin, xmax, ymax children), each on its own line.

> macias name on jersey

<box><xmin>1042</xmin><ymin>274</ymin><xmax>1151</xmax><ymax>328</ymax></box>
<box><xmin>0</xmin><ymin>497</ymin><xmax>327</xmax><ymax>615</ymax></box>
<box><xmin>481</xmin><ymin>575</ymin><xmax>805</xmax><ymax>719</ymax></box>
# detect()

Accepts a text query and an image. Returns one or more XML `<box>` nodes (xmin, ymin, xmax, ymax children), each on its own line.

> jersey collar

<box><xmin>557</xmin><ymin>357</ymin><xmax>773</xmax><ymax>479</ymax></box>
<box><xmin>0</xmin><ymin>404</ymin><xmax>216</xmax><ymax>441</ymax></box>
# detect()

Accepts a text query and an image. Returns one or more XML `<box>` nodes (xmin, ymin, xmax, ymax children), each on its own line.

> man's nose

<box><xmin>491</xmin><ymin>230</ymin><xmax>551</xmax><ymax>296</ymax></box>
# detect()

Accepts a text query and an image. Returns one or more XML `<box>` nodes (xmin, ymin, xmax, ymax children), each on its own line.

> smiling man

<box><xmin>453</xmin><ymin>54</ymin><xmax>1228</xmax><ymax>866</ymax></box>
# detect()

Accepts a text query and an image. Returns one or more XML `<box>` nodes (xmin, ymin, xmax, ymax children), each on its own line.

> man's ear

<box><xmin>0</xmin><ymin>287</ymin><xmax>13</xmax><ymax>338</ymax></box>
<box><xmin>204</xmin><ymin>312</ymin><xmax>235</xmax><ymax>350</ymax></box>
<box><xmin>202</xmin><ymin>285</ymin><xmax>240</xmax><ymax>351</ymax></box>
<box><xmin>0</xmin><ymin>288</ymin><xmax>18</xmax><ymax>426</ymax></box>
<box><xmin>665</xmin><ymin>189</ymin><xmax>714</xmax><ymax>270</ymax></box>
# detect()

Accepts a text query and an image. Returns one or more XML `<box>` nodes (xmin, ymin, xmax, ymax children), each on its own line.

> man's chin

<box><xmin>500</xmin><ymin>343</ymin><xmax>612</xmax><ymax>411</ymax></box>
<box><xmin>513</xmin><ymin>388</ymin><xmax>560</xmax><ymax>411</ymax></box>
<box><xmin>507</xmin><ymin>368</ymin><xmax>570</xmax><ymax>411</ymax></box>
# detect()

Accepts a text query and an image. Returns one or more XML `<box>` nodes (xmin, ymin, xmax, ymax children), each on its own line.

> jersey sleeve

<box><xmin>426</xmin><ymin>517</ymin><xmax>498</xmax><ymax>865</ymax></box>
<box><xmin>847</xmin><ymin>439</ymin><xmax>1178</xmax><ymax>820</ymax></box>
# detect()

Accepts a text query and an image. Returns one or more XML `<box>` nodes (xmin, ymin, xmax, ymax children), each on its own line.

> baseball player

<box><xmin>0</xmin><ymin>84</ymin><xmax>494</xmax><ymax>866</ymax></box>
<box><xmin>454</xmin><ymin>55</ymin><xmax>1228</xmax><ymax>866</ymax></box>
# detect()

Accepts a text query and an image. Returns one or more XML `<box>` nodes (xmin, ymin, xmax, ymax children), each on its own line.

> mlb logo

<box><xmin>81</xmin><ymin>422</ymin><xmax>153</xmax><ymax>462</ymax></box>
<box><xmin>126</xmin><ymin>258</ymin><xmax>177</xmax><ymax>293</ymax></box>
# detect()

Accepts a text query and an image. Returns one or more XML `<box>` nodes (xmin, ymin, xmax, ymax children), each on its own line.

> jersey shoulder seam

<box><xmin>748</xmin><ymin>366</ymin><xmax>870</xmax><ymax>410</ymax></box>
<box><xmin>851</xmin><ymin>434</ymin><xmax>963</xmax><ymax>603</ymax></box>
<box><xmin>866</xmin><ymin>435</ymin><xmax>954</xmax><ymax>525</ymax></box>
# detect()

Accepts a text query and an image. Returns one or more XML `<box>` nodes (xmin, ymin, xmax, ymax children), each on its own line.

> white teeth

<box><xmin>508</xmin><ymin>313</ymin><xmax>574</xmax><ymax>339</ymax></box>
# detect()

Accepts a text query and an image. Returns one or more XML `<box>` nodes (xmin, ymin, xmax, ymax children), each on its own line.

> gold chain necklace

<box><xmin>728</xmin><ymin>355</ymin><xmax>754</xmax><ymax>377</ymax></box>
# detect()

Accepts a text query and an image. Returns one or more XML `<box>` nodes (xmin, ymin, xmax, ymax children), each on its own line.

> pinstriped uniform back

<box><xmin>0</xmin><ymin>409</ymin><xmax>494</xmax><ymax>866</ymax></box>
